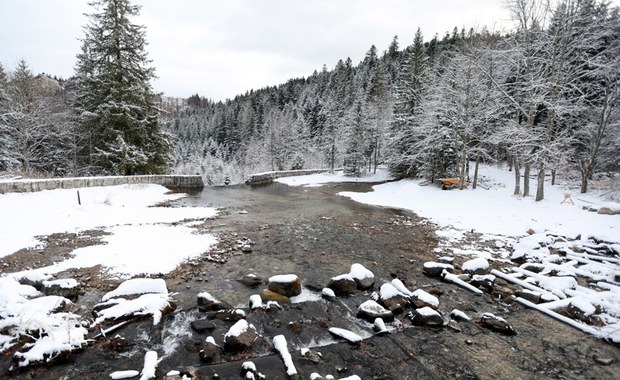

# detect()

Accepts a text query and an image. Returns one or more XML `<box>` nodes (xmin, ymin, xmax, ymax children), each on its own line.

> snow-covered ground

<box><xmin>280</xmin><ymin>165</ymin><xmax>619</xmax><ymax>241</ymax></box>
<box><xmin>275</xmin><ymin>169</ymin><xmax>393</xmax><ymax>187</ymax></box>
<box><xmin>0</xmin><ymin>184</ymin><xmax>219</xmax><ymax>369</ymax></box>
<box><xmin>0</xmin><ymin>184</ymin><xmax>218</xmax><ymax>278</ymax></box>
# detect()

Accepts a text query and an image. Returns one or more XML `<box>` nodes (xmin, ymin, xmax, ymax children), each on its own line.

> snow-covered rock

<box><xmin>357</xmin><ymin>299</ymin><xmax>394</xmax><ymax>322</ymax></box>
<box><xmin>408</xmin><ymin>306</ymin><xmax>444</xmax><ymax>326</ymax></box>
<box><xmin>390</xmin><ymin>278</ymin><xmax>415</xmax><ymax>297</ymax></box>
<box><xmin>423</xmin><ymin>261</ymin><xmax>454</xmax><ymax>277</ymax></box>
<box><xmin>199</xmin><ymin>337</ymin><xmax>221</xmax><ymax>363</ymax></box>
<box><xmin>349</xmin><ymin>263</ymin><xmax>375</xmax><ymax>289</ymax></box>
<box><xmin>411</xmin><ymin>289</ymin><xmax>439</xmax><ymax>309</ymax></box>
<box><xmin>94</xmin><ymin>293</ymin><xmax>174</xmax><ymax>326</ymax></box>
<box><xmin>328</xmin><ymin>327</ymin><xmax>364</xmax><ymax>343</ymax></box>
<box><xmin>450</xmin><ymin>309</ymin><xmax>471</xmax><ymax>322</ymax></box>
<box><xmin>379</xmin><ymin>283</ymin><xmax>410</xmax><ymax>313</ymax></box>
<box><xmin>223</xmin><ymin>319</ymin><xmax>258</xmax><ymax>351</ymax></box>
<box><xmin>41</xmin><ymin>278</ymin><xmax>80</xmax><ymax>300</ymax></box>
<box><xmin>268</xmin><ymin>274</ymin><xmax>302</xmax><ymax>297</ymax></box>
<box><xmin>327</xmin><ymin>274</ymin><xmax>357</xmax><ymax>296</ymax></box>
<box><xmin>374</xmin><ymin>317</ymin><xmax>389</xmax><ymax>334</ymax></box>
<box><xmin>140</xmin><ymin>350</ymin><xmax>159</xmax><ymax>380</ymax></box>
<box><xmin>197</xmin><ymin>291</ymin><xmax>231</xmax><ymax>312</ymax></box>
<box><xmin>462</xmin><ymin>257</ymin><xmax>490</xmax><ymax>274</ymax></box>
<box><xmin>322</xmin><ymin>287</ymin><xmax>336</xmax><ymax>299</ymax></box>
<box><xmin>101</xmin><ymin>278</ymin><xmax>168</xmax><ymax>302</ymax></box>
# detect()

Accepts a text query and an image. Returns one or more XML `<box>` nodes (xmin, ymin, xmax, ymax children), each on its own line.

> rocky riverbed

<box><xmin>0</xmin><ymin>182</ymin><xmax>618</xmax><ymax>379</ymax></box>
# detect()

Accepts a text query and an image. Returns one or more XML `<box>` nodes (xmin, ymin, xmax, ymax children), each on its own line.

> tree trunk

<box><xmin>580</xmin><ymin>159</ymin><xmax>589</xmax><ymax>193</ymax></box>
<box><xmin>535</xmin><ymin>162</ymin><xmax>545</xmax><ymax>201</ymax></box>
<box><xmin>507</xmin><ymin>154</ymin><xmax>513</xmax><ymax>171</ymax></box>
<box><xmin>523</xmin><ymin>160</ymin><xmax>531</xmax><ymax>197</ymax></box>
<box><xmin>473</xmin><ymin>156</ymin><xmax>480</xmax><ymax>189</ymax></box>
<box><xmin>513</xmin><ymin>156</ymin><xmax>521</xmax><ymax>196</ymax></box>
<box><xmin>551</xmin><ymin>169</ymin><xmax>556</xmax><ymax>186</ymax></box>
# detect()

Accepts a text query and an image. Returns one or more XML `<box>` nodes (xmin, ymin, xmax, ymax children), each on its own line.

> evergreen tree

<box><xmin>73</xmin><ymin>0</ymin><xmax>172</xmax><ymax>175</ymax></box>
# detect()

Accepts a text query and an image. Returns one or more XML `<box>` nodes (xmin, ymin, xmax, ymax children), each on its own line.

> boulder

<box><xmin>41</xmin><ymin>279</ymin><xmax>80</xmax><ymax>301</ymax></box>
<box><xmin>422</xmin><ymin>262</ymin><xmax>454</xmax><ymax>277</ymax></box>
<box><xmin>379</xmin><ymin>283</ymin><xmax>409</xmax><ymax>314</ymax></box>
<box><xmin>357</xmin><ymin>300</ymin><xmax>394</xmax><ymax>322</ymax></box>
<box><xmin>327</xmin><ymin>274</ymin><xmax>357</xmax><ymax>296</ymax></box>
<box><xmin>408</xmin><ymin>307</ymin><xmax>444</xmax><ymax>326</ymax></box>
<box><xmin>223</xmin><ymin>320</ymin><xmax>259</xmax><ymax>351</ymax></box>
<box><xmin>197</xmin><ymin>292</ymin><xmax>232</xmax><ymax>312</ymax></box>
<box><xmin>470</xmin><ymin>274</ymin><xmax>495</xmax><ymax>292</ymax></box>
<box><xmin>566</xmin><ymin>298</ymin><xmax>597</xmax><ymax>324</ymax></box>
<box><xmin>190</xmin><ymin>319</ymin><xmax>217</xmax><ymax>333</ymax></box>
<box><xmin>410</xmin><ymin>289</ymin><xmax>439</xmax><ymax>309</ymax></box>
<box><xmin>349</xmin><ymin>263</ymin><xmax>375</xmax><ymax>290</ymax></box>
<box><xmin>477</xmin><ymin>313</ymin><xmax>516</xmax><ymax>336</ymax></box>
<box><xmin>199</xmin><ymin>338</ymin><xmax>221</xmax><ymax>363</ymax></box>
<box><xmin>268</xmin><ymin>274</ymin><xmax>302</xmax><ymax>297</ymax></box>
<box><xmin>260</xmin><ymin>289</ymin><xmax>291</xmax><ymax>304</ymax></box>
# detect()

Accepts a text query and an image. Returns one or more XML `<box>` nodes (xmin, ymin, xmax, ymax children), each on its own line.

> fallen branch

<box><xmin>441</xmin><ymin>270</ymin><xmax>483</xmax><ymax>295</ymax></box>
<box><xmin>515</xmin><ymin>297</ymin><xmax>600</xmax><ymax>337</ymax></box>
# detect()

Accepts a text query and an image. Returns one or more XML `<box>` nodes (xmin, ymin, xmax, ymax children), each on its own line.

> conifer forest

<box><xmin>1</xmin><ymin>0</ymin><xmax>618</xmax><ymax>201</ymax></box>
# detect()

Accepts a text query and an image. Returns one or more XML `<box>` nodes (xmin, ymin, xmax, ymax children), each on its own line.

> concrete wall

<box><xmin>245</xmin><ymin>169</ymin><xmax>331</xmax><ymax>185</ymax></box>
<box><xmin>0</xmin><ymin>175</ymin><xmax>204</xmax><ymax>194</ymax></box>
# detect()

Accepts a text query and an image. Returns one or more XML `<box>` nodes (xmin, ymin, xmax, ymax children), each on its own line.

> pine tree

<box><xmin>73</xmin><ymin>0</ymin><xmax>172</xmax><ymax>175</ymax></box>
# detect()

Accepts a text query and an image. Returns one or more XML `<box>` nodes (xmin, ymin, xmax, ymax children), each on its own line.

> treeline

<box><xmin>168</xmin><ymin>0</ymin><xmax>619</xmax><ymax>199</ymax></box>
<box><xmin>0</xmin><ymin>0</ymin><xmax>171</xmax><ymax>178</ymax></box>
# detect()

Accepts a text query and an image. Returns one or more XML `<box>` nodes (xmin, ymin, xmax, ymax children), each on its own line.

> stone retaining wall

<box><xmin>0</xmin><ymin>175</ymin><xmax>204</xmax><ymax>194</ymax></box>
<box><xmin>245</xmin><ymin>169</ymin><xmax>331</xmax><ymax>185</ymax></box>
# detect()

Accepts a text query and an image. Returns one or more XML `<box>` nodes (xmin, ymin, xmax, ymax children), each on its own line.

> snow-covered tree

<box><xmin>73</xmin><ymin>0</ymin><xmax>172</xmax><ymax>175</ymax></box>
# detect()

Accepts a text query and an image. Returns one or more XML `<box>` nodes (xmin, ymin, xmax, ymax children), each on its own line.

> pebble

<box><xmin>592</xmin><ymin>355</ymin><xmax>614</xmax><ymax>366</ymax></box>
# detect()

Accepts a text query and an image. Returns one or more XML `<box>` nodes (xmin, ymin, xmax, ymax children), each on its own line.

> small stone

<box><xmin>191</xmin><ymin>319</ymin><xmax>217</xmax><ymax>333</ymax></box>
<box><xmin>465</xmin><ymin>339</ymin><xmax>473</xmax><ymax>345</ymax></box>
<box><xmin>471</xmin><ymin>274</ymin><xmax>495</xmax><ymax>292</ymax></box>
<box><xmin>515</xmin><ymin>289</ymin><xmax>541</xmax><ymax>304</ymax></box>
<box><xmin>477</xmin><ymin>313</ymin><xmax>516</xmax><ymax>336</ymax></box>
<box><xmin>447</xmin><ymin>320</ymin><xmax>462</xmax><ymax>332</ymax></box>
<box><xmin>241</xmin><ymin>245</ymin><xmax>252</xmax><ymax>253</ymax></box>
<box><xmin>300</xmin><ymin>350</ymin><xmax>322</xmax><ymax>364</ymax></box>
<box><xmin>592</xmin><ymin>355</ymin><xmax>614</xmax><ymax>365</ymax></box>
<box><xmin>238</xmin><ymin>274</ymin><xmax>263</xmax><ymax>288</ymax></box>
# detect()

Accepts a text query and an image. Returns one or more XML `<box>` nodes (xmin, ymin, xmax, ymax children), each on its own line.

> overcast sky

<box><xmin>0</xmin><ymin>0</ymin><xmax>521</xmax><ymax>101</ymax></box>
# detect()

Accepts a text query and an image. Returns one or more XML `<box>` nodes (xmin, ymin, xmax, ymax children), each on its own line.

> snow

<box><xmin>417</xmin><ymin>306</ymin><xmax>441</xmax><ymax>317</ymax></box>
<box><xmin>273</xmin><ymin>335</ymin><xmax>297</xmax><ymax>376</ymax></box>
<box><xmin>102</xmin><ymin>278</ymin><xmax>168</xmax><ymax>302</ymax></box>
<box><xmin>322</xmin><ymin>287</ymin><xmax>336</xmax><ymax>298</ymax></box>
<box><xmin>570</xmin><ymin>297</ymin><xmax>596</xmax><ymax>316</ymax></box>
<box><xmin>0</xmin><ymin>184</ymin><xmax>217</xmax><ymax>259</ymax></box>
<box><xmin>335</xmin><ymin>164</ymin><xmax>619</xmax><ymax>240</ymax></box>
<box><xmin>359</xmin><ymin>299</ymin><xmax>390</xmax><ymax>314</ymax></box>
<box><xmin>450</xmin><ymin>309</ymin><xmax>471</xmax><ymax>321</ymax></box>
<box><xmin>268</xmin><ymin>274</ymin><xmax>299</xmax><ymax>283</ymax></box>
<box><xmin>224</xmin><ymin>319</ymin><xmax>252</xmax><ymax>339</ymax></box>
<box><xmin>290</xmin><ymin>287</ymin><xmax>323</xmax><ymax>303</ymax></box>
<box><xmin>379</xmin><ymin>283</ymin><xmax>405</xmax><ymax>299</ymax></box>
<box><xmin>349</xmin><ymin>263</ymin><xmax>374</xmax><ymax>281</ymax></box>
<box><xmin>94</xmin><ymin>293</ymin><xmax>173</xmax><ymax>326</ymax></box>
<box><xmin>242</xmin><ymin>361</ymin><xmax>257</xmax><ymax>372</ymax></box>
<box><xmin>42</xmin><ymin>278</ymin><xmax>79</xmax><ymax>289</ymax></box>
<box><xmin>109</xmin><ymin>370</ymin><xmax>140</xmax><ymax>379</ymax></box>
<box><xmin>412</xmin><ymin>289</ymin><xmax>439</xmax><ymax>307</ymax></box>
<box><xmin>390</xmin><ymin>279</ymin><xmax>414</xmax><ymax>297</ymax></box>
<box><xmin>249</xmin><ymin>294</ymin><xmax>263</xmax><ymax>309</ymax></box>
<box><xmin>462</xmin><ymin>257</ymin><xmax>490</xmax><ymax>272</ymax></box>
<box><xmin>328</xmin><ymin>327</ymin><xmax>364</xmax><ymax>343</ymax></box>
<box><xmin>374</xmin><ymin>317</ymin><xmax>388</xmax><ymax>333</ymax></box>
<box><xmin>275</xmin><ymin>169</ymin><xmax>393</xmax><ymax>187</ymax></box>
<box><xmin>140</xmin><ymin>350</ymin><xmax>159</xmax><ymax>380</ymax></box>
